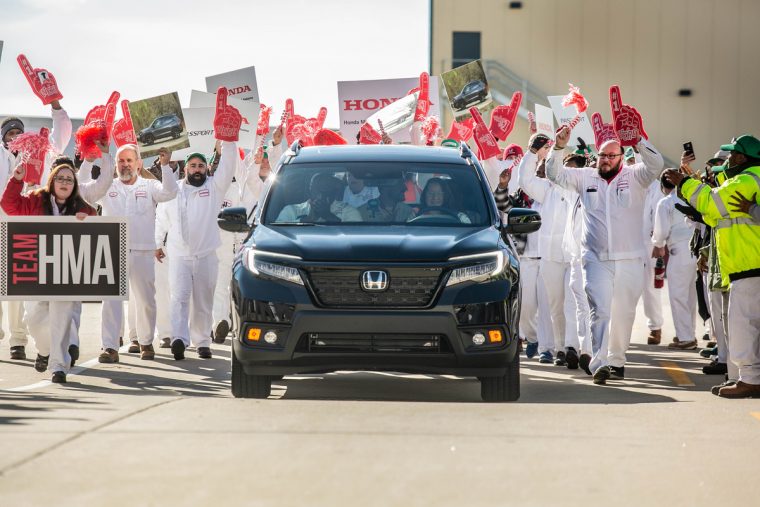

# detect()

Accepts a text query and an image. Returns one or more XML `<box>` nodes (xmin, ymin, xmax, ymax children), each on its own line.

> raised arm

<box><xmin>631</xmin><ymin>138</ymin><xmax>665</xmax><ymax>187</ymax></box>
<box><xmin>545</xmin><ymin>126</ymin><xmax>582</xmax><ymax>192</ymax></box>
<box><xmin>78</xmin><ymin>143</ymin><xmax>113</xmax><ymax>205</ymax></box>
<box><xmin>213</xmin><ymin>141</ymin><xmax>238</xmax><ymax>196</ymax></box>
<box><xmin>49</xmin><ymin>106</ymin><xmax>72</xmax><ymax>154</ymax></box>
<box><xmin>517</xmin><ymin>151</ymin><xmax>549</xmax><ymax>204</ymax></box>
<box><xmin>1</xmin><ymin>165</ymin><xmax>35</xmax><ymax>215</ymax></box>
<box><xmin>150</xmin><ymin>149</ymin><xmax>179</xmax><ymax>204</ymax></box>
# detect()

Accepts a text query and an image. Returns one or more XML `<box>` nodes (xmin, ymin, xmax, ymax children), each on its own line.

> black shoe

<box><xmin>593</xmin><ymin>366</ymin><xmax>611</xmax><ymax>385</ymax></box>
<box><xmin>171</xmin><ymin>340</ymin><xmax>186</xmax><ymax>360</ymax></box>
<box><xmin>554</xmin><ymin>350</ymin><xmax>567</xmax><ymax>366</ymax></box>
<box><xmin>197</xmin><ymin>347</ymin><xmax>212</xmax><ymax>359</ymax></box>
<box><xmin>565</xmin><ymin>348</ymin><xmax>579</xmax><ymax>370</ymax></box>
<box><xmin>699</xmin><ymin>346</ymin><xmax>718</xmax><ymax>359</ymax></box>
<box><xmin>10</xmin><ymin>345</ymin><xmax>26</xmax><ymax>360</ymax></box>
<box><xmin>609</xmin><ymin>366</ymin><xmax>625</xmax><ymax>380</ymax></box>
<box><xmin>579</xmin><ymin>354</ymin><xmax>592</xmax><ymax>375</ymax></box>
<box><xmin>213</xmin><ymin>320</ymin><xmax>230</xmax><ymax>344</ymax></box>
<box><xmin>34</xmin><ymin>354</ymin><xmax>49</xmax><ymax>373</ymax></box>
<box><xmin>68</xmin><ymin>344</ymin><xmax>79</xmax><ymax>367</ymax></box>
<box><xmin>51</xmin><ymin>371</ymin><xmax>66</xmax><ymax>383</ymax></box>
<box><xmin>702</xmin><ymin>361</ymin><xmax>728</xmax><ymax>375</ymax></box>
<box><xmin>711</xmin><ymin>380</ymin><xmax>736</xmax><ymax>396</ymax></box>
<box><xmin>128</xmin><ymin>340</ymin><xmax>140</xmax><ymax>353</ymax></box>
<box><xmin>702</xmin><ymin>332</ymin><xmax>711</xmax><ymax>341</ymax></box>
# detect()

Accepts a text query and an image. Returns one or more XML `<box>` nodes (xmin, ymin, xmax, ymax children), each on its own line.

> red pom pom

<box><xmin>421</xmin><ymin>116</ymin><xmax>441</xmax><ymax>143</ymax></box>
<box><xmin>75</xmin><ymin>121</ymin><xmax>107</xmax><ymax>160</ymax></box>
<box><xmin>313</xmin><ymin>129</ymin><xmax>347</xmax><ymax>146</ymax></box>
<box><xmin>359</xmin><ymin>123</ymin><xmax>382</xmax><ymax>144</ymax></box>
<box><xmin>7</xmin><ymin>129</ymin><xmax>53</xmax><ymax>156</ymax></box>
<box><xmin>561</xmin><ymin>83</ymin><xmax>588</xmax><ymax>113</ymax></box>
<box><xmin>257</xmin><ymin>104</ymin><xmax>272</xmax><ymax>136</ymax></box>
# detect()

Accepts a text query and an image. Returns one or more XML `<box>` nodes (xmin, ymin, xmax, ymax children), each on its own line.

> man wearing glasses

<box><xmin>546</xmin><ymin>125</ymin><xmax>664</xmax><ymax>385</ymax></box>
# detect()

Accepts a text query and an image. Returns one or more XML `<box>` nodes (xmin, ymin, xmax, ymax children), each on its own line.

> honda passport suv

<box><xmin>218</xmin><ymin>142</ymin><xmax>540</xmax><ymax>402</ymax></box>
<box><xmin>137</xmin><ymin>113</ymin><xmax>182</xmax><ymax>145</ymax></box>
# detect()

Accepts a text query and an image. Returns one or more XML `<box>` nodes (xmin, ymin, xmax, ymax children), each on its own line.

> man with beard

<box><xmin>80</xmin><ymin>145</ymin><xmax>179</xmax><ymax>362</ymax></box>
<box><xmin>546</xmin><ymin>125</ymin><xmax>664</xmax><ymax>385</ymax></box>
<box><xmin>155</xmin><ymin>143</ymin><xmax>237</xmax><ymax>360</ymax></box>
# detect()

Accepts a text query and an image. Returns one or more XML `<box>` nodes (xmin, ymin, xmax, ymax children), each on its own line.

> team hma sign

<box><xmin>0</xmin><ymin>217</ymin><xmax>128</xmax><ymax>301</ymax></box>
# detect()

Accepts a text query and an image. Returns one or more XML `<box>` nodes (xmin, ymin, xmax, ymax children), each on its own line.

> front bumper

<box><xmin>231</xmin><ymin>265</ymin><xmax>519</xmax><ymax>377</ymax></box>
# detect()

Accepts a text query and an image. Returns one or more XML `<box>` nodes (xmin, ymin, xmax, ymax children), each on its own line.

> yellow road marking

<box><xmin>751</xmin><ymin>412</ymin><xmax>760</xmax><ymax>422</ymax></box>
<box><xmin>660</xmin><ymin>361</ymin><xmax>696</xmax><ymax>387</ymax></box>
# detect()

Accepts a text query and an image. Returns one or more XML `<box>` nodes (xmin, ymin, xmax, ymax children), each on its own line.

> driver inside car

<box><xmin>277</xmin><ymin>173</ymin><xmax>362</xmax><ymax>223</ymax></box>
<box><xmin>417</xmin><ymin>178</ymin><xmax>471</xmax><ymax>223</ymax></box>
<box><xmin>359</xmin><ymin>179</ymin><xmax>415</xmax><ymax>222</ymax></box>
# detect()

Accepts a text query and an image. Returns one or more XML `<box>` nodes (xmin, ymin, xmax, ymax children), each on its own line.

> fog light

<box><xmin>247</xmin><ymin>328</ymin><xmax>261</xmax><ymax>341</ymax></box>
<box><xmin>264</xmin><ymin>331</ymin><xmax>278</xmax><ymax>344</ymax></box>
<box><xmin>472</xmin><ymin>333</ymin><xmax>486</xmax><ymax>346</ymax></box>
<box><xmin>488</xmin><ymin>330</ymin><xmax>503</xmax><ymax>343</ymax></box>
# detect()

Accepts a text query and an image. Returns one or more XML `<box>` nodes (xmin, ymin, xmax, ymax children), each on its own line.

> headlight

<box><xmin>446</xmin><ymin>251</ymin><xmax>506</xmax><ymax>286</ymax></box>
<box><xmin>244</xmin><ymin>248</ymin><xmax>304</xmax><ymax>285</ymax></box>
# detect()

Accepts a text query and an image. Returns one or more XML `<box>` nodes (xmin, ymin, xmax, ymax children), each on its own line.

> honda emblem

<box><xmin>361</xmin><ymin>271</ymin><xmax>388</xmax><ymax>291</ymax></box>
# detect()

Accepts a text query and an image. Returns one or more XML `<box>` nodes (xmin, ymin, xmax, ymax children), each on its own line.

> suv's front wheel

<box><xmin>479</xmin><ymin>351</ymin><xmax>519</xmax><ymax>402</ymax></box>
<box><xmin>231</xmin><ymin>348</ymin><xmax>272</xmax><ymax>398</ymax></box>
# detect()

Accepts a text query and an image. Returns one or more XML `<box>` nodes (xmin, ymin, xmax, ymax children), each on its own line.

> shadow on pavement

<box><xmin>0</xmin><ymin>392</ymin><xmax>106</xmax><ymax>426</ymax></box>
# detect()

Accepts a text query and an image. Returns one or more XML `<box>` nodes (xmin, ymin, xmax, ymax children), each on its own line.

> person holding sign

<box><xmin>0</xmin><ymin>148</ymin><xmax>110</xmax><ymax>383</ymax></box>
<box><xmin>79</xmin><ymin>142</ymin><xmax>179</xmax><ymax>363</ymax></box>
<box><xmin>1</xmin><ymin>55</ymin><xmax>73</xmax><ymax>361</ymax></box>
<box><xmin>545</xmin><ymin>87</ymin><xmax>664</xmax><ymax>385</ymax></box>
<box><xmin>155</xmin><ymin>88</ymin><xmax>239</xmax><ymax>360</ymax></box>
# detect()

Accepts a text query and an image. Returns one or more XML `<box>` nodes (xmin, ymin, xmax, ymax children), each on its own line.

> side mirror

<box><xmin>217</xmin><ymin>206</ymin><xmax>251</xmax><ymax>233</ymax></box>
<box><xmin>503</xmin><ymin>208</ymin><xmax>541</xmax><ymax>234</ymax></box>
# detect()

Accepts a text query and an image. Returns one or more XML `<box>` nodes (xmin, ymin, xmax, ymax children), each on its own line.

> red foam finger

<box><xmin>216</xmin><ymin>87</ymin><xmax>228</xmax><ymax>114</ymax></box>
<box><xmin>285</xmin><ymin>98</ymin><xmax>294</xmax><ymax>120</ymax></box>
<box><xmin>509</xmin><ymin>91</ymin><xmax>522</xmax><ymax>112</ymax></box>
<box><xmin>317</xmin><ymin>107</ymin><xmax>328</xmax><ymax>129</ymax></box>
<box><xmin>17</xmin><ymin>54</ymin><xmax>36</xmax><ymax>81</ymax></box>
<box><xmin>609</xmin><ymin>85</ymin><xmax>623</xmax><ymax>115</ymax></box>
<box><xmin>469</xmin><ymin>107</ymin><xmax>487</xmax><ymax>130</ymax></box>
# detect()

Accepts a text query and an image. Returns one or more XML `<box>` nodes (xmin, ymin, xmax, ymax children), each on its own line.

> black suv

<box><xmin>138</xmin><ymin>113</ymin><xmax>182</xmax><ymax>145</ymax></box>
<box><xmin>219</xmin><ymin>143</ymin><xmax>540</xmax><ymax>402</ymax></box>
<box><xmin>452</xmin><ymin>80</ymin><xmax>489</xmax><ymax>111</ymax></box>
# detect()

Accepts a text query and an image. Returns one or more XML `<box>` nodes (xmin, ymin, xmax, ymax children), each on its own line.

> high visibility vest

<box><xmin>681</xmin><ymin>166</ymin><xmax>760</xmax><ymax>286</ymax></box>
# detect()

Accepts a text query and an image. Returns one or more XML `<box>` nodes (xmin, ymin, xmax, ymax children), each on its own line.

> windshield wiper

<box><xmin>271</xmin><ymin>222</ymin><xmax>320</xmax><ymax>226</ymax></box>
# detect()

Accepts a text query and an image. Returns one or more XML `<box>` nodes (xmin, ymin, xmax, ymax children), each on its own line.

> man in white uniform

<box><xmin>81</xmin><ymin>144</ymin><xmax>179</xmax><ymax>362</ymax></box>
<box><xmin>652</xmin><ymin>172</ymin><xmax>698</xmax><ymax>349</ymax></box>
<box><xmin>156</xmin><ymin>142</ymin><xmax>237</xmax><ymax>360</ymax></box>
<box><xmin>212</xmin><ymin>133</ymin><xmax>282</xmax><ymax>343</ymax></box>
<box><xmin>546</xmin><ymin>125</ymin><xmax>664</xmax><ymax>384</ymax></box>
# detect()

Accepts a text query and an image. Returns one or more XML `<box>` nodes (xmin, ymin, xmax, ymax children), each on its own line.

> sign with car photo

<box><xmin>337</xmin><ymin>77</ymin><xmax>441</xmax><ymax>144</ymax></box>
<box><xmin>127</xmin><ymin>91</ymin><xmax>190</xmax><ymax>158</ymax></box>
<box><xmin>440</xmin><ymin>60</ymin><xmax>493</xmax><ymax>119</ymax></box>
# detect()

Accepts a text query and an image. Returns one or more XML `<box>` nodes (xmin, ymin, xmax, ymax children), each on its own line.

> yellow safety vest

<box><xmin>681</xmin><ymin>166</ymin><xmax>760</xmax><ymax>286</ymax></box>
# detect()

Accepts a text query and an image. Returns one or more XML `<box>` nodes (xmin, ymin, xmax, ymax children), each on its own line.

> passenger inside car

<box><xmin>343</xmin><ymin>170</ymin><xmax>379</xmax><ymax>208</ymax></box>
<box><xmin>276</xmin><ymin>173</ymin><xmax>362</xmax><ymax>223</ymax></box>
<box><xmin>416</xmin><ymin>178</ymin><xmax>472</xmax><ymax>223</ymax></box>
<box><xmin>358</xmin><ymin>179</ymin><xmax>415</xmax><ymax>222</ymax></box>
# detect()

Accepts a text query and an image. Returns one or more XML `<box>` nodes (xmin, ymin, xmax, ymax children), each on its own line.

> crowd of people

<box><xmin>1</xmin><ymin>64</ymin><xmax>758</xmax><ymax>398</ymax></box>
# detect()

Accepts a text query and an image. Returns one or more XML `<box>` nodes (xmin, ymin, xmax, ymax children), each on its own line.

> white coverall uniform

<box><xmin>212</xmin><ymin>142</ymin><xmax>280</xmax><ymax>329</ymax></box>
<box><xmin>546</xmin><ymin>140</ymin><xmax>664</xmax><ymax>373</ymax></box>
<box><xmin>22</xmin><ymin>156</ymin><xmax>113</xmax><ymax>373</ymax></box>
<box><xmin>518</xmin><ymin>151</ymin><xmax>576</xmax><ymax>354</ymax></box>
<box><xmin>156</xmin><ymin>141</ymin><xmax>236</xmax><ymax>348</ymax></box>
<box><xmin>80</xmin><ymin>161</ymin><xmax>179</xmax><ymax>351</ymax></box>
<box><xmin>652</xmin><ymin>192</ymin><xmax>697</xmax><ymax>342</ymax></box>
<box><xmin>641</xmin><ymin>180</ymin><xmax>665</xmax><ymax>332</ymax></box>
<box><xmin>1</xmin><ymin>107</ymin><xmax>71</xmax><ymax>348</ymax></box>
<box><xmin>562</xmin><ymin>194</ymin><xmax>592</xmax><ymax>356</ymax></box>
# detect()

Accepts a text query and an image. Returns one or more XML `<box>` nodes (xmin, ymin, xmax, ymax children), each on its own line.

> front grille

<box><xmin>300</xmin><ymin>333</ymin><xmax>449</xmax><ymax>353</ymax></box>
<box><xmin>304</xmin><ymin>267</ymin><xmax>444</xmax><ymax>308</ymax></box>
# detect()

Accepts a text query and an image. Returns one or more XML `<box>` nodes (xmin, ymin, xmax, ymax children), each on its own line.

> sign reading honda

<box><xmin>205</xmin><ymin>66</ymin><xmax>259</xmax><ymax>103</ymax></box>
<box><xmin>0</xmin><ymin>217</ymin><xmax>128</xmax><ymax>301</ymax></box>
<box><xmin>337</xmin><ymin>77</ymin><xmax>441</xmax><ymax>144</ymax></box>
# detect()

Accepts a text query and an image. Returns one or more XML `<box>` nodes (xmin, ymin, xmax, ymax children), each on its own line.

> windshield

<box><xmin>263</xmin><ymin>162</ymin><xmax>491</xmax><ymax>226</ymax></box>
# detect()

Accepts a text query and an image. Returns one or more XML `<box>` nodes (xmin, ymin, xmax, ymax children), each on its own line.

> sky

<box><xmin>0</xmin><ymin>0</ymin><xmax>430</xmax><ymax>128</ymax></box>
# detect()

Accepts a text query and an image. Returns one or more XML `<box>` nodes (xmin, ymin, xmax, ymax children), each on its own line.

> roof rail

<box><xmin>282</xmin><ymin>140</ymin><xmax>302</xmax><ymax>165</ymax></box>
<box><xmin>459</xmin><ymin>141</ymin><xmax>475</xmax><ymax>165</ymax></box>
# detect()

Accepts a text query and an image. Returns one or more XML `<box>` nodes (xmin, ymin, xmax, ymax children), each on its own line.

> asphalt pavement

<box><xmin>0</xmin><ymin>294</ymin><xmax>758</xmax><ymax>507</ymax></box>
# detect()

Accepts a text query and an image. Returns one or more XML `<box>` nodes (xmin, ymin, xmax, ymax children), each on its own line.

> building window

<box><xmin>452</xmin><ymin>32</ymin><xmax>481</xmax><ymax>69</ymax></box>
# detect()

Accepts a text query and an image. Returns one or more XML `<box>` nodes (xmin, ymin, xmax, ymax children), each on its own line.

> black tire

<box><xmin>480</xmin><ymin>351</ymin><xmax>520</xmax><ymax>402</ymax></box>
<box><xmin>231</xmin><ymin>348</ymin><xmax>272</xmax><ymax>399</ymax></box>
<box><xmin>171</xmin><ymin>128</ymin><xmax>181</xmax><ymax>139</ymax></box>
<box><xmin>143</xmin><ymin>134</ymin><xmax>154</xmax><ymax>145</ymax></box>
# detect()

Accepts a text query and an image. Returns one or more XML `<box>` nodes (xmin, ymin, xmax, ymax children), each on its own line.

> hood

<box><xmin>251</xmin><ymin>225</ymin><xmax>501</xmax><ymax>263</ymax></box>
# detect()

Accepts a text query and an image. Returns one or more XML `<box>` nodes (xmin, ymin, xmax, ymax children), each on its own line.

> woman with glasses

<box><xmin>1</xmin><ymin>147</ymin><xmax>111</xmax><ymax>383</ymax></box>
